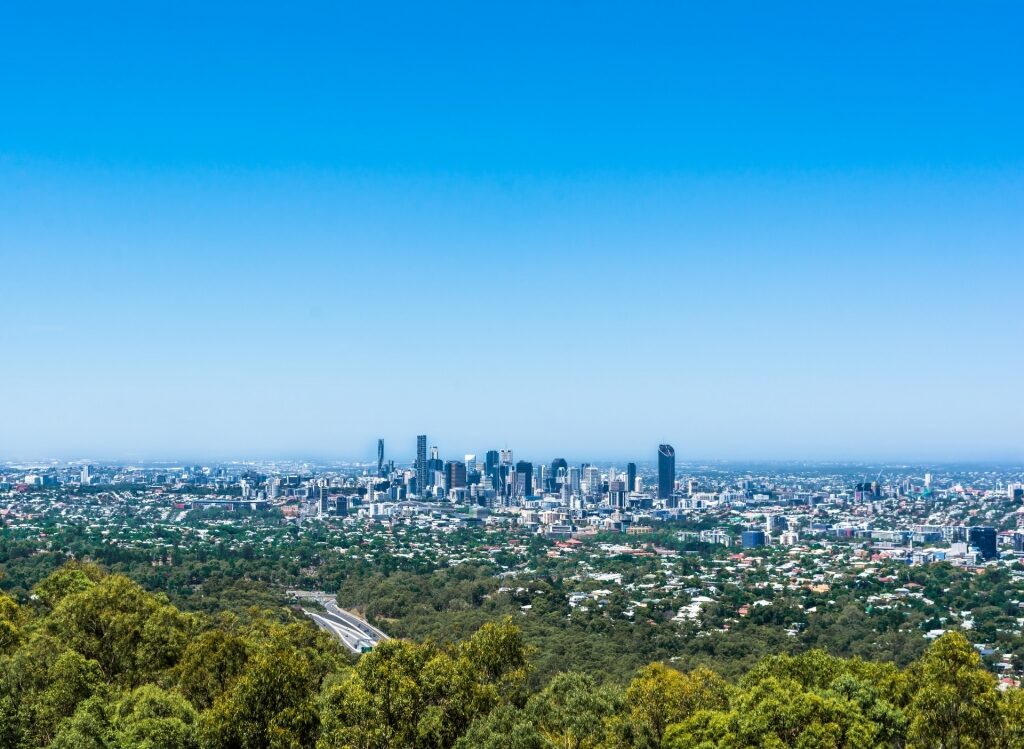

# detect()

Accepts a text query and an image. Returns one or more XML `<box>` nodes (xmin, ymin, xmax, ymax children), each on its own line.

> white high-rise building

<box><xmin>569</xmin><ymin>466</ymin><xmax>581</xmax><ymax>494</ymax></box>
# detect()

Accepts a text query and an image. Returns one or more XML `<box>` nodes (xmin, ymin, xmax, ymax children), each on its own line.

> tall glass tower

<box><xmin>657</xmin><ymin>444</ymin><xmax>675</xmax><ymax>499</ymax></box>
<box><xmin>549</xmin><ymin>458</ymin><xmax>568</xmax><ymax>492</ymax></box>
<box><xmin>416</xmin><ymin>435</ymin><xmax>427</xmax><ymax>494</ymax></box>
<box><xmin>515</xmin><ymin>460</ymin><xmax>533</xmax><ymax>496</ymax></box>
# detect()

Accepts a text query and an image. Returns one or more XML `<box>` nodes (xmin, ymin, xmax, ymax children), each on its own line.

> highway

<box><xmin>288</xmin><ymin>590</ymin><xmax>389</xmax><ymax>653</ymax></box>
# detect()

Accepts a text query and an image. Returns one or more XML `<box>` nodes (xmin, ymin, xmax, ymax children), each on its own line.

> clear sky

<box><xmin>1</xmin><ymin>2</ymin><xmax>1022</xmax><ymax>463</ymax></box>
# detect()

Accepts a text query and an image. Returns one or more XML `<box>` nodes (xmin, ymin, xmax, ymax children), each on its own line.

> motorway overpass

<box><xmin>288</xmin><ymin>590</ymin><xmax>389</xmax><ymax>653</ymax></box>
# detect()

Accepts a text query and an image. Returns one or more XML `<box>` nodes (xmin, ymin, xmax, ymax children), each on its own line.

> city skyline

<box><xmin>6</xmin><ymin>443</ymin><xmax>1024</xmax><ymax>468</ymax></box>
<box><xmin>3</xmin><ymin>3</ymin><xmax>1022</xmax><ymax>461</ymax></box>
<box><xmin>3</xmin><ymin>6</ymin><xmax>1024</xmax><ymax>745</ymax></box>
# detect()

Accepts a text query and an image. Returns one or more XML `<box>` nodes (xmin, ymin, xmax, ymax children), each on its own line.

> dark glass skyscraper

<box><xmin>626</xmin><ymin>462</ymin><xmax>637</xmax><ymax>493</ymax></box>
<box><xmin>444</xmin><ymin>461</ymin><xmax>466</xmax><ymax>493</ymax></box>
<box><xmin>484</xmin><ymin>450</ymin><xmax>499</xmax><ymax>490</ymax></box>
<box><xmin>657</xmin><ymin>444</ymin><xmax>675</xmax><ymax>499</ymax></box>
<box><xmin>415</xmin><ymin>435</ymin><xmax>427</xmax><ymax>494</ymax></box>
<box><xmin>515</xmin><ymin>460</ymin><xmax>533</xmax><ymax>496</ymax></box>
<box><xmin>549</xmin><ymin>458</ymin><xmax>568</xmax><ymax>492</ymax></box>
<box><xmin>968</xmin><ymin>526</ymin><xmax>998</xmax><ymax>560</ymax></box>
<box><xmin>377</xmin><ymin>439</ymin><xmax>385</xmax><ymax>477</ymax></box>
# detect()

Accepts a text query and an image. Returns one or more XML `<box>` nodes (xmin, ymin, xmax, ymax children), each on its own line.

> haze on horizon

<box><xmin>1</xmin><ymin>2</ymin><xmax>1022</xmax><ymax>463</ymax></box>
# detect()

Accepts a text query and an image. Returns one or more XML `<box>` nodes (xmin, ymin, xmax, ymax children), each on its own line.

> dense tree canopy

<box><xmin>0</xmin><ymin>563</ymin><xmax>1022</xmax><ymax>748</ymax></box>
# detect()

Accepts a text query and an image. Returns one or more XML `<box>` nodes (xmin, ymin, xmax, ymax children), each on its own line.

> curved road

<box><xmin>288</xmin><ymin>590</ymin><xmax>389</xmax><ymax>653</ymax></box>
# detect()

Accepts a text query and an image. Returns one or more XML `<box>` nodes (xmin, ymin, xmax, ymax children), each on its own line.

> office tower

<box><xmin>497</xmin><ymin>450</ymin><xmax>513</xmax><ymax>496</ymax></box>
<box><xmin>568</xmin><ymin>466</ymin><xmax>581</xmax><ymax>494</ymax></box>
<box><xmin>80</xmin><ymin>464</ymin><xmax>92</xmax><ymax>485</ymax></box>
<box><xmin>377</xmin><ymin>439</ymin><xmax>385</xmax><ymax>477</ymax></box>
<box><xmin>416</xmin><ymin>435</ymin><xmax>427</xmax><ymax>493</ymax></box>
<box><xmin>317</xmin><ymin>483</ymin><xmax>330</xmax><ymax>515</ymax></box>
<box><xmin>485</xmin><ymin>450</ymin><xmax>499</xmax><ymax>490</ymax></box>
<box><xmin>968</xmin><ymin>526</ymin><xmax>998</xmax><ymax>560</ymax></box>
<box><xmin>658</xmin><ymin>444</ymin><xmax>675</xmax><ymax>499</ymax></box>
<box><xmin>583</xmin><ymin>466</ymin><xmax>601</xmax><ymax>494</ymax></box>
<box><xmin>626</xmin><ymin>463</ymin><xmax>637</xmax><ymax>494</ymax></box>
<box><xmin>444</xmin><ymin>461</ymin><xmax>467</xmax><ymax>492</ymax></box>
<box><xmin>465</xmin><ymin>454</ymin><xmax>476</xmax><ymax>473</ymax></box>
<box><xmin>427</xmin><ymin>449</ymin><xmax>444</xmax><ymax>488</ymax></box>
<box><xmin>514</xmin><ymin>461</ymin><xmax>533</xmax><ymax>496</ymax></box>
<box><xmin>549</xmin><ymin>458</ymin><xmax>568</xmax><ymax>492</ymax></box>
<box><xmin>609</xmin><ymin>480</ymin><xmax>627</xmax><ymax>508</ymax></box>
<box><xmin>742</xmin><ymin>530</ymin><xmax>766</xmax><ymax>548</ymax></box>
<box><xmin>761</xmin><ymin>512</ymin><xmax>782</xmax><ymax>536</ymax></box>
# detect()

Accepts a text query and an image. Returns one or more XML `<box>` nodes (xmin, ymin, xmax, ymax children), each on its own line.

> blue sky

<box><xmin>1</xmin><ymin>2</ymin><xmax>1022</xmax><ymax>462</ymax></box>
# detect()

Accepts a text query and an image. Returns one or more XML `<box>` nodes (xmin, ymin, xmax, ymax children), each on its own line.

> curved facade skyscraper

<box><xmin>657</xmin><ymin>444</ymin><xmax>675</xmax><ymax>499</ymax></box>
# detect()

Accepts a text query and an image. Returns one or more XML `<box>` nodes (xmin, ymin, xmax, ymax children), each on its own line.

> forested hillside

<box><xmin>9</xmin><ymin>523</ymin><xmax>1024</xmax><ymax>687</ymax></box>
<box><xmin>1</xmin><ymin>562</ymin><xmax>1022</xmax><ymax>748</ymax></box>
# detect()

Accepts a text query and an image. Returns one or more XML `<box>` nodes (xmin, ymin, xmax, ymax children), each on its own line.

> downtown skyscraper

<box><xmin>416</xmin><ymin>435</ymin><xmax>427</xmax><ymax>494</ymax></box>
<box><xmin>658</xmin><ymin>444</ymin><xmax>675</xmax><ymax>499</ymax></box>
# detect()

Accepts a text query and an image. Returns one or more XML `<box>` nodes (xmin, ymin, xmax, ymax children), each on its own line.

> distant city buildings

<box><xmin>5</xmin><ymin>450</ymin><xmax>1024</xmax><ymax>684</ymax></box>
<box><xmin>4</xmin><ymin>442</ymin><xmax>1022</xmax><ymax>575</ymax></box>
